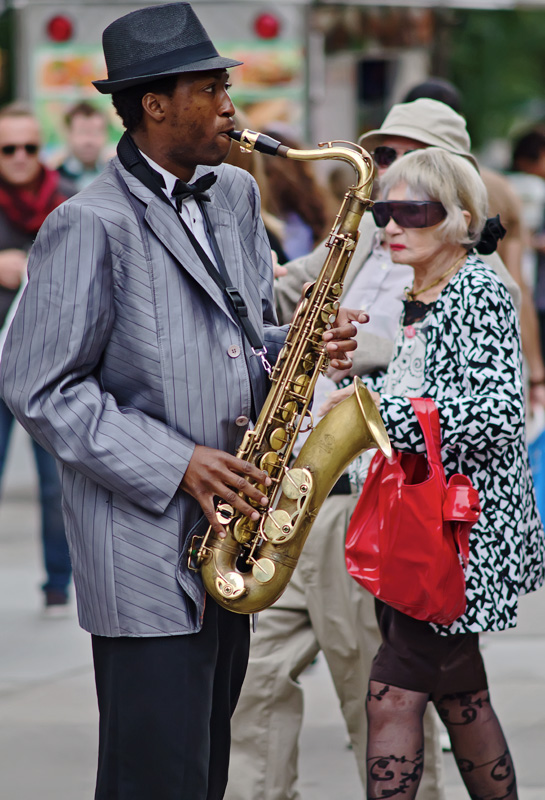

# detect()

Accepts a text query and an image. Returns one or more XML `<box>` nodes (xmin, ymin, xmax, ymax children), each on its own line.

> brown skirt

<box><xmin>369</xmin><ymin>600</ymin><xmax>488</xmax><ymax>696</ymax></box>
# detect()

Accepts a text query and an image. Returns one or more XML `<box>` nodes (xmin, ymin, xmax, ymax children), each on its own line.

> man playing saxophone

<box><xmin>0</xmin><ymin>4</ymin><xmax>367</xmax><ymax>800</ymax></box>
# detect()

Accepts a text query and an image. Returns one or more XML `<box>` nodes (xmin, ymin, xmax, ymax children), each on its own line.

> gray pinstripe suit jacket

<box><xmin>0</xmin><ymin>157</ymin><xmax>287</xmax><ymax>637</ymax></box>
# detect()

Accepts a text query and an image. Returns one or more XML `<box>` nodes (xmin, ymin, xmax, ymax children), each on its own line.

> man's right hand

<box><xmin>181</xmin><ymin>445</ymin><xmax>272</xmax><ymax>537</ymax></box>
<box><xmin>0</xmin><ymin>249</ymin><xmax>27</xmax><ymax>289</ymax></box>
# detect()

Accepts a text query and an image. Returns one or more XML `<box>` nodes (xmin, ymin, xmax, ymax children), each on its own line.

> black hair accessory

<box><xmin>475</xmin><ymin>214</ymin><xmax>506</xmax><ymax>255</ymax></box>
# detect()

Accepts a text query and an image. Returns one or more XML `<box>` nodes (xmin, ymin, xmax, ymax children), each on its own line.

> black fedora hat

<box><xmin>93</xmin><ymin>2</ymin><xmax>242</xmax><ymax>94</ymax></box>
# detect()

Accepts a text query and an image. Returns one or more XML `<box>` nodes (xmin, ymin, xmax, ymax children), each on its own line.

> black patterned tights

<box><xmin>365</xmin><ymin>681</ymin><xmax>518</xmax><ymax>800</ymax></box>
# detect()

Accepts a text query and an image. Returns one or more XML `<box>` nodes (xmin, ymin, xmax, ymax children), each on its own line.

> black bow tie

<box><xmin>171</xmin><ymin>172</ymin><xmax>217</xmax><ymax>210</ymax></box>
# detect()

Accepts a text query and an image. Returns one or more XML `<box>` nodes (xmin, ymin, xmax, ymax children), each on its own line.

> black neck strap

<box><xmin>116</xmin><ymin>133</ymin><xmax>263</xmax><ymax>351</ymax></box>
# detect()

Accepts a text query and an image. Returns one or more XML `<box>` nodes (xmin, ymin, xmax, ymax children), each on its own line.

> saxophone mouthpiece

<box><xmin>229</xmin><ymin>129</ymin><xmax>289</xmax><ymax>158</ymax></box>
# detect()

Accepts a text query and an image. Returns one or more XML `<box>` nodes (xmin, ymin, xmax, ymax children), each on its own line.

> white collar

<box><xmin>139</xmin><ymin>150</ymin><xmax>195</xmax><ymax>199</ymax></box>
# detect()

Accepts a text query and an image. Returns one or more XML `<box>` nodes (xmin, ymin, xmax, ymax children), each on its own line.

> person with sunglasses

<box><xmin>0</xmin><ymin>101</ymin><xmax>76</xmax><ymax>615</ymax></box>
<box><xmin>401</xmin><ymin>77</ymin><xmax>545</xmax><ymax>414</ymax></box>
<box><xmin>323</xmin><ymin>146</ymin><xmax>543</xmax><ymax>800</ymax></box>
<box><xmin>227</xmin><ymin>98</ymin><xmax>521</xmax><ymax>800</ymax></box>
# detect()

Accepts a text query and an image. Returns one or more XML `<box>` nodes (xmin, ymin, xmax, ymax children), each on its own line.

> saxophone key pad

<box><xmin>269</xmin><ymin>427</ymin><xmax>289</xmax><ymax>451</ymax></box>
<box><xmin>281</xmin><ymin>468</ymin><xmax>313</xmax><ymax>500</ymax></box>
<box><xmin>216</xmin><ymin>572</ymin><xmax>246</xmax><ymax>599</ymax></box>
<box><xmin>263</xmin><ymin>509</ymin><xmax>293</xmax><ymax>543</ymax></box>
<box><xmin>233</xmin><ymin>516</ymin><xmax>256</xmax><ymax>544</ymax></box>
<box><xmin>216</xmin><ymin>503</ymin><xmax>235</xmax><ymax>525</ymax></box>
<box><xmin>252</xmin><ymin>557</ymin><xmax>276</xmax><ymax>584</ymax></box>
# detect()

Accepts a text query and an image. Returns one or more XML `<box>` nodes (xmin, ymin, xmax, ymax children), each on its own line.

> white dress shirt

<box><xmin>140</xmin><ymin>151</ymin><xmax>218</xmax><ymax>266</ymax></box>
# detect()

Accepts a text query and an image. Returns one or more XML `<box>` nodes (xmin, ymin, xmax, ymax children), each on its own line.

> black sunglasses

<box><xmin>371</xmin><ymin>201</ymin><xmax>447</xmax><ymax>229</ymax></box>
<box><xmin>372</xmin><ymin>145</ymin><xmax>417</xmax><ymax>169</ymax></box>
<box><xmin>1</xmin><ymin>143</ymin><xmax>39</xmax><ymax>156</ymax></box>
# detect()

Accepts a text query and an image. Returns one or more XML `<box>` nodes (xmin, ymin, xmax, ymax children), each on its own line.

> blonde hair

<box><xmin>379</xmin><ymin>147</ymin><xmax>487</xmax><ymax>249</ymax></box>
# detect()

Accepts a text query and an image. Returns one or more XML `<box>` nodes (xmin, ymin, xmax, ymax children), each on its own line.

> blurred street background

<box><xmin>4</xmin><ymin>0</ymin><xmax>545</xmax><ymax>167</ymax></box>
<box><xmin>2</xmin><ymin>1</ymin><xmax>545</xmax><ymax>798</ymax></box>
<box><xmin>1</xmin><ymin>424</ymin><xmax>544</xmax><ymax>799</ymax></box>
<box><xmin>2</xmin><ymin>0</ymin><xmax>545</xmax><ymax>293</ymax></box>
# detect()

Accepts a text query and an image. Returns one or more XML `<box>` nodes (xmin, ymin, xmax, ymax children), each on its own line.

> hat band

<box><xmin>107</xmin><ymin>41</ymin><xmax>220</xmax><ymax>82</ymax></box>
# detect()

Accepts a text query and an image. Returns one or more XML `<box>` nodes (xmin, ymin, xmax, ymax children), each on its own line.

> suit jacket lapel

<box><xmin>117</xmin><ymin>159</ymin><xmax>237</xmax><ymax>322</ymax></box>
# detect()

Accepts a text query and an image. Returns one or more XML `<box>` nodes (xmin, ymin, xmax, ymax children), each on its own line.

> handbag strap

<box><xmin>409</xmin><ymin>397</ymin><xmax>443</xmax><ymax>469</ymax></box>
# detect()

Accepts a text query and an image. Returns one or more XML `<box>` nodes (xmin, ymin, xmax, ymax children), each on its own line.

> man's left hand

<box><xmin>323</xmin><ymin>307</ymin><xmax>368</xmax><ymax>370</ymax></box>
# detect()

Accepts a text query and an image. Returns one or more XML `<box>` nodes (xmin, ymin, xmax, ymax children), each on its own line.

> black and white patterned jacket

<box><xmin>370</xmin><ymin>253</ymin><xmax>545</xmax><ymax>634</ymax></box>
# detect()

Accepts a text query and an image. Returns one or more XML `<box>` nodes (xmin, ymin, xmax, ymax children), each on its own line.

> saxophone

<box><xmin>189</xmin><ymin>129</ymin><xmax>391</xmax><ymax>614</ymax></box>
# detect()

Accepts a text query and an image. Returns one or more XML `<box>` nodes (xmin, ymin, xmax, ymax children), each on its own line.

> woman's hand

<box><xmin>326</xmin><ymin>365</ymin><xmax>352</xmax><ymax>383</ymax></box>
<box><xmin>318</xmin><ymin>384</ymin><xmax>355</xmax><ymax>417</ymax></box>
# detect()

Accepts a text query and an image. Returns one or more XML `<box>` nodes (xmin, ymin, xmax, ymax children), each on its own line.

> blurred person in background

<box><xmin>224</xmin><ymin>111</ymin><xmax>288</xmax><ymax>268</ymax></box>
<box><xmin>57</xmin><ymin>101</ymin><xmax>108</xmax><ymax>191</ymax></box>
<box><xmin>511</xmin><ymin>127</ymin><xmax>545</xmax><ymax>366</ymax></box>
<box><xmin>403</xmin><ymin>78</ymin><xmax>545</xmax><ymax>408</ymax></box>
<box><xmin>262</xmin><ymin>128</ymin><xmax>328</xmax><ymax>260</ymax></box>
<box><xmin>0</xmin><ymin>101</ymin><xmax>75</xmax><ymax>613</ymax></box>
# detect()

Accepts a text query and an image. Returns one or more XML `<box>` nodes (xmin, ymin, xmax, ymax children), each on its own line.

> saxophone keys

<box><xmin>233</xmin><ymin>516</ymin><xmax>256</xmax><ymax>544</ymax></box>
<box><xmin>294</xmin><ymin>374</ymin><xmax>311</xmax><ymax>393</ymax></box>
<box><xmin>216</xmin><ymin>503</ymin><xmax>235</xmax><ymax>525</ymax></box>
<box><xmin>281</xmin><ymin>468</ymin><xmax>312</xmax><ymax>500</ymax></box>
<box><xmin>252</xmin><ymin>557</ymin><xmax>276</xmax><ymax>584</ymax></box>
<box><xmin>281</xmin><ymin>400</ymin><xmax>298</xmax><ymax>422</ymax></box>
<box><xmin>216</xmin><ymin>571</ymin><xmax>246</xmax><ymax>599</ymax></box>
<box><xmin>263</xmin><ymin>509</ymin><xmax>293</xmax><ymax>543</ymax></box>
<box><xmin>321</xmin><ymin>301</ymin><xmax>340</xmax><ymax>324</ymax></box>
<box><xmin>269</xmin><ymin>427</ymin><xmax>289</xmax><ymax>451</ymax></box>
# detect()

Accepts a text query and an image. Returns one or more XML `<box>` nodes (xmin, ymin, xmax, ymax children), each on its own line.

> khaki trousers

<box><xmin>226</xmin><ymin>494</ymin><xmax>446</xmax><ymax>800</ymax></box>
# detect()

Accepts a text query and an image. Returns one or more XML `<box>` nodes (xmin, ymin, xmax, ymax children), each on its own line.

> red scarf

<box><xmin>0</xmin><ymin>166</ymin><xmax>69</xmax><ymax>235</ymax></box>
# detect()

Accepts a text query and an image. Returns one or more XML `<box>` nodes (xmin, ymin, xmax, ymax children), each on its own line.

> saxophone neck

<box><xmin>229</xmin><ymin>129</ymin><xmax>375</xmax><ymax>204</ymax></box>
<box><xmin>285</xmin><ymin>142</ymin><xmax>375</xmax><ymax>205</ymax></box>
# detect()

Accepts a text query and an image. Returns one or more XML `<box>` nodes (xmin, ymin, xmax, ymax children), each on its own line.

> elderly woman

<box><xmin>325</xmin><ymin>147</ymin><xmax>544</xmax><ymax>800</ymax></box>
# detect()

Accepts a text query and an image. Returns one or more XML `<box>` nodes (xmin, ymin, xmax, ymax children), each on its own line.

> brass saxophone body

<box><xmin>190</xmin><ymin>129</ymin><xmax>391</xmax><ymax>614</ymax></box>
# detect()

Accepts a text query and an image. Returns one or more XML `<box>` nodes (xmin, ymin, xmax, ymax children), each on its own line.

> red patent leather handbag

<box><xmin>345</xmin><ymin>397</ymin><xmax>481</xmax><ymax>625</ymax></box>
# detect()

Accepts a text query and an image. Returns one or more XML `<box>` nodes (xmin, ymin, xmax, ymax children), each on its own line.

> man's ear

<box><xmin>141</xmin><ymin>92</ymin><xmax>167</xmax><ymax>123</ymax></box>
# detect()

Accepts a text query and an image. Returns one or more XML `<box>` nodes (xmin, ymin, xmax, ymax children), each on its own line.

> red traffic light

<box><xmin>46</xmin><ymin>15</ymin><xmax>74</xmax><ymax>43</ymax></box>
<box><xmin>254</xmin><ymin>13</ymin><xmax>281</xmax><ymax>40</ymax></box>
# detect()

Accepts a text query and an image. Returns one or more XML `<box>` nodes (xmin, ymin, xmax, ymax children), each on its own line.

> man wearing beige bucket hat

<box><xmin>227</xmin><ymin>97</ymin><xmax>520</xmax><ymax>800</ymax></box>
<box><xmin>360</xmin><ymin>97</ymin><xmax>479</xmax><ymax>169</ymax></box>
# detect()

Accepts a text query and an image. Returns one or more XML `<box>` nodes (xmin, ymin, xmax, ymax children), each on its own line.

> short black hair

<box><xmin>111</xmin><ymin>74</ymin><xmax>180</xmax><ymax>133</ymax></box>
<box><xmin>511</xmin><ymin>129</ymin><xmax>545</xmax><ymax>169</ymax></box>
<box><xmin>402</xmin><ymin>78</ymin><xmax>463</xmax><ymax>115</ymax></box>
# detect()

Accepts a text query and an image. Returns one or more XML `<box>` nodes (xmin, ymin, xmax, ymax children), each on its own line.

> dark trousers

<box><xmin>92</xmin><ymin>600</ymin><xmax>250</xmax><ymax>800</ymax></box>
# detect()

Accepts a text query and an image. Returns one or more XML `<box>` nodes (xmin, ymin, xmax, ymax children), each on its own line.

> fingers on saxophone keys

<box><xmin>239</xmin><ymin>460</ymin><xmax>272</xmax><ymax>488</ymax></box>
<box><xmin>233</xmin><ymin>476</ymin><xmax>269</xmax><ymax>508</ymax></box>
<box><xmin>204</xmin><ymin>504</ymin><xmax>227</xmax><ymax>538</ymax></box>
<box><xmin>222</xmin><ymin>488</ymin><xmax>267</xmax><ymax>525</ymax></box>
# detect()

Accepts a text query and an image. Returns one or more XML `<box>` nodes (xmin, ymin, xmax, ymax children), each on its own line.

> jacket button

<box><xmin>235</xmin><ymin>415</ymin><xmax>249</xmax><ymax>427</ymax></box>
<box><xmin>228</xmin><ymin>345</ymin><xmax>241</xmax><ymax>358</ymax></box>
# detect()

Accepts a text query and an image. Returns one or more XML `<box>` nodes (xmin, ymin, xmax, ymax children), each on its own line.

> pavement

<box><xmin>1</xmin><ymin>424</ymin><xmax>545</xmax><ymax>799</ymax></box>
